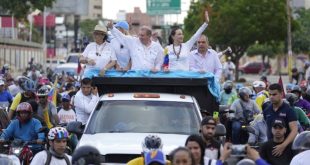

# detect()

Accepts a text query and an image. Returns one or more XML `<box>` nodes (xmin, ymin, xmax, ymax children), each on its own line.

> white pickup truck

<box><xmin>68</xmin><ymin>77</ymin><xmax>219</xmax><ymax>164</ymax></box>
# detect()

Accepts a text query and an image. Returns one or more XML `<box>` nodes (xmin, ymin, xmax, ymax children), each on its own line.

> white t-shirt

<box><xmin>82</xmin><ymin>42</ymin><xmax>117</xmax><ymax>70</ymax></box>
<box><xmin>30</xmin><ymin>151</ymin><xmax>71</xmax><ymax>165</ymax></box>
<box><xmin>58</xmin><ymin>109</ymin><xmax>76</xmax><ymax>124</ymax></box>
<box><xmin>165</xmin><ymin>22</ymin><xmax>208</xmax><ymax>71</ymax></box>
<box><xmin>111</xmin><ymin>28</ymin><xmax>164</xmax><ymax>70</ymax></box>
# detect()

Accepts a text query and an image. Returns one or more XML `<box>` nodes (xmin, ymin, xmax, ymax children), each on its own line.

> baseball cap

<box><xmin>62</xmin><ymin>94</ymin><xmax>71</xmax><ymax>102</ymax></box>
<box><xmin>115</xmin><ymin>21</ymin><xmax>129</xmax><ymax>30</ymax></box>
<box><xmin>272</xmin><ymin>118</ymin><xmax>286</xmax><ymax>128</ymax></box>
<box><xmin>144</xmin><ymin>150</ymin><xmax>166</xmax><ymax>165</ymax></box>
<box><xmin>0</xmin><ymin>79</ymin><xmax>4</xmax><ymax>86</ymax></box>
<box><xmin>201</xmin><ymin>116</ymin><xmax>216</xmax><ymax>126</ymax></box>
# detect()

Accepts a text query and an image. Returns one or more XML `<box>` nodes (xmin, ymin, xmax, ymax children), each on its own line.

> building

<box><xmin>81</xmin><ymin>0</ymin><xmax>103</xmax><ymax>20</ymax></box>
<box><xmin>292</xmin><ymin>0</ymin><xmax>310</xmax><ymax>9</ymax></box>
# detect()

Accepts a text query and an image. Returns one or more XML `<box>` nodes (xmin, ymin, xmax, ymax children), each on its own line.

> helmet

<box><xmin>37</xmin><ymin>85</ymin><xmax>50</xmax><ymax>96</ymax></box>
<box><xmin>285</xmin><ymin>93</ymin><xmax>298</xmax><ymax>106</ymax></box>
<box><xmin>16</xmin><ymin>102</ymin><xmax>33</xmax><ymax>113</ymax></box>
<box><xmin>235</xmin><ymin>83</ymin><xmax>244</xmax><ymax>91</ymax></box>
<box><xmin>292</xmin><ymin>131</ymin><xmax>310</xmax><ymax>150</ymax></box>
<box><xmin>238</xmin><ymin>87</ymin><xmax>252</xmax><ymax>101</ymax></box>
<box><xmin>22</xmin><ymin>79</ymin><xmax>36</xmax><ymax>92</ymax></box>
<box><xmin>142</xmin><ymin>135</ymin><xmax>163</xmax><ymax>152</ymax></box>
<box><xmin>223</xmin><ymin>81</ymin><xmax>233</xmax><ymax>90</ymax></box>
<box><xmin>286</xmin><ymin>83</ymin><xmax>294</xmax><ymax>91</ymax></box>
<box><xmin>72</xmin><ymin>145</ymin><xmax>101</xmax><ymax>165</ymax></box>
<box><xmin>291</xmin><ymin>85</ymin><xmax>302</xmax><ymax>93</ymax></box>
<box><xmin>252</xmin><ymin>80</ymin><xmax>266</xmax><ymax>88</ymax></box>
<box><xmin>48</xmin><ymin>127</ymin><xmax>69</xmax><ymax>140</ymax></box>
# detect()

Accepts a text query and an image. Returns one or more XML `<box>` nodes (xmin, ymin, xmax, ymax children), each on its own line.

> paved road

<box><xmin>239</xmin><ymin>74</ymin><xmax>289</xmax><ymax>85</ymax></box>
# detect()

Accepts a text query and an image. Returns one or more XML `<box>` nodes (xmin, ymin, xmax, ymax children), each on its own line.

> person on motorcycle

<box><xmin>0</xmin><ymin>79</ymin><xmax>13</xmax><ymax>108</ymax></box>
<box><xmin>285</xmin><ymin>93</ymin><xmax>310</xmax><ymax>131</ymax></box>
<box><xmin>8</xmin><ymin>79</ymin><xmax>37</xmax><ymax>120</ymax></box>
<box><xmin>252</xmin><ymin>80</ymin><xmax>269</xmax><ymax>111</ymax></box>
<box><xmin>230</xmin><ymin>87</ymin><xmax>260</xmax><ymax>144</ymax></box>
<box><xmin>227</xmin><ymin>83</ymin><xmax>243</xmax><ymax>106</ymax></box>
<box><xmin>290</xmin><ymin>131</ymin><xmax>310</xmax><ymax>165</ymax></box>
<box><xmin>31</xmin><ymin>127</ymin><xmax>71</xmax><ymax>165</ymax></box>
<box><xmin>127</xmin><ymin>135</ymin><xmax>171</xmax><ymax>165</ymax></box>
<box><xmin>37</xmin><ymin>85</ymin><xmax>59</xmax><ymax>128</ymax></box>
<box><xmin>291</xmin><ymin>85</ymin><xmax>310</xmax><ymax>113</ymax></box>
<box><xmin>0</xmin><ymin>102</ymin><xmax>45</xmax><ymax>154</ymax></box>
<box><xmin>220</xmin><ymin>81</ymin><xmax>237</xmax><ymax>106</ymax></box>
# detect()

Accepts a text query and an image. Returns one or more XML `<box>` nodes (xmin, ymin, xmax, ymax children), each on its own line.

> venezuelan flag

<box><xmin>163</xmin><ymin>48</ymin><xmax>169</xmax><ymax>69</ymax></box>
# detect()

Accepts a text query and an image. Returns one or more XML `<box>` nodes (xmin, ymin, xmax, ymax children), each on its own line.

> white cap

<box><xmin>252</xmin><ymin>80</ymin><xmax>266</xmax><ymax>88</ymax></box>
<box><xmin>0</xmin><ymin>79</ymin><xmax>4</xmax><ymax>85</ymax></box>
<box><xmin>94</xmin><ymin>25</ymin><xmax>107</xmax><ymax>33</ymax></box>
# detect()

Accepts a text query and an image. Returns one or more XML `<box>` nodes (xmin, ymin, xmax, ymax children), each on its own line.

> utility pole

<box><xmin>287</xmin><ymin>0</ymin><xmax>293</xmax><ymax>82</ymax></box>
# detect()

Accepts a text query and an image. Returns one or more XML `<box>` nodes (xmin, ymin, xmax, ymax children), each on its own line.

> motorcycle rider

<box><xmin>230</xmin><ymin>87</ymin><xmax>260</xmax><ymax>144</ymax></box>
<box><xmin>31</xmin><ymin>127</ymin><xmax>71</xmax><ymax>165</ymax></box>
<box><xmin>291</xmin><ymin>85</ymin><xmax>310</xmax><ymax>113</ymax></box>
<box><xmin>0</xmin><ymin>102</ymin><xmax>45</xmax><ymax>154</ymax></box>
<box><xmin>8</xmin><ymin>79</ymin><xmax>37</xmax><ymax>120</ymax></box>
<box><xmin>252</xmin><ymin>80</ymin><xmax>269</xmax><ymax>111</ymax></box>
<box><xmin>220</xmin><ymin>81</ymin><xmax>237</xmax><ymax>106</ymax></box>
<box><xmin>290</xmin><ymin>131</ymin><xmax>310</xmax><ymax>165</ymax></box>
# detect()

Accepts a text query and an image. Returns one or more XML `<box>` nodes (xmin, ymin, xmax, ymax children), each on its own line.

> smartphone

<box><xmin>230</xmin><ymin>144</ymin><xmax>246</xmax><ymax>157</ymax></box>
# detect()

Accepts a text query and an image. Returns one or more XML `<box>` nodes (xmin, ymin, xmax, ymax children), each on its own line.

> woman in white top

<box><xmin>80</xmin><ymin>24</ymin><xmax>117</xmax><ymax>77</ymax></box>
<box><xmin>164</xmin><ymin>11</ymin><xmax>209</xmax><ymax>72</ymax></box>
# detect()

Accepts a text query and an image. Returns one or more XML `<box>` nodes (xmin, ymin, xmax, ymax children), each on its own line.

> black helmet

<box><xmin>223</xmin><ymin>81</ymin><xmax>233</xmax><ymax>90</ymax></box>
<box><xmin>142</xmin><ymin>135</ymin><xmax>163</xmax><ymax>152</ymax></box>
<box><xmin>72</xmin><ymin>146</ymin><xmax>101</xmax><ymax>165</ymax></box>
<box><xmin>292</xmin><ymin>131</ymin><xmax>310</xmax><ymax>151</ymax></box>
<box><xmin>22</xmin><ymin>79</ymin><xmax>36</xmax><ymax>92</ymax></box>
<box><xmin>285</xmin><ymin>93</ymin><xmax>298</xmax><ymax>106</ymax></box>
<box><xmin>291</xmin><ymin>85</ymin><xmax>302</xmax><ymax>94</ymax></box>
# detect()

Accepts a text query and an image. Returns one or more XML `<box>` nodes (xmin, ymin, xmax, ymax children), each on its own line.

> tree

<box><xmin>184</xmin><ymin>0</ymin><xmax>288</xmax><ymax>80</ymax></box>
<box><xmin>247</xmin><ymin>41</ymin><xmax>284</xmax><ymax>64</ymax></box>
<box><xmin>0</xmin><ymin>0</ymin><xmax>55</xmax><ymax>20</ymax></box>
<box><xmin>79</xmin><ymin>19</ymin><xmax>99</xmax><ymax>42</ymax></box>
<box><xmin>292</xmin><ymin>9</ymin><xmax>310</xmax><ymax>54</ymax></box>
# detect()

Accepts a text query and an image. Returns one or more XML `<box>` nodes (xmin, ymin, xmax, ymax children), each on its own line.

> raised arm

<box><xmin>107</xmin><ymin>21</ymin><xmax>132</xmax><ymax>48</ymax></box>
<box><xmin>185</xmin><ymin>10</ymin><xmax>209</xmax><ymax>49</ymax></box>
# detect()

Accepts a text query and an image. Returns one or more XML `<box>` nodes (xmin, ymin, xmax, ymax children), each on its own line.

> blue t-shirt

<box><xmin>263</xmin><ymin>102</ymin><xmax>297</xmax><ymax>139</ymax></box>
<box><xmin>0</xmin><ymin>90</ymin><xmax>13</xmax><ymax>107</ymax></box>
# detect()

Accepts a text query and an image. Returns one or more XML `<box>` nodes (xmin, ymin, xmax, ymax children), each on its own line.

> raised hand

<box><xmin>205</xmin><ymin>10</ymin><xmax>209</xmax><ymax>24</ymax></box>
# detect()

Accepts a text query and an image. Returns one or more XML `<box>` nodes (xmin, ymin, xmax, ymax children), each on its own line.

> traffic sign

<box><xmin>147</xmin><ymin>0</ymin><xmax>181</xmax><ymax>15</ymax></box>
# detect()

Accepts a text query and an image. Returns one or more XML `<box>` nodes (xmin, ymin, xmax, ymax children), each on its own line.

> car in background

<box><xmin>54</xmin><ymin>63</ymin><xmax>80</xmax><ymax>78</ymax></box>
<box><xmin>66</xmin><ymin>53</ymin><xmax>81</xmax><ymax>63</ymax></box>
<box><xmin>46</xmin><ymin>59</ymin><xmax>66</xmax><ymax>70</ymax></box>
<box><xmin>239</xmin><ymin>62</ymin><xmax>271</xmax><ymax>75</ymax></box>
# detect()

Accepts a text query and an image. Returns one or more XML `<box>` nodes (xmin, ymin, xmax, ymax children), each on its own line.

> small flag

<box><xmin>163</xmin><ymin>48</ymin><xmax>169</xmax><ymax>69</ymax></box>
<box><xmin>278</xmin><ymin>75</ymin><xmax>285</xmax><ymax>98</ymax></box>
<box><xmin>77</xmin><ymin>60</ymin><xmax>82</xmax><ymax>75</ymax></box>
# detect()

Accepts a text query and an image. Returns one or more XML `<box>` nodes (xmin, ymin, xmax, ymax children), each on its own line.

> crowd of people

<box><xmin>0</xmin><ymin>9</ymin><xmax>310</xmax><ymax>165</ymax></box>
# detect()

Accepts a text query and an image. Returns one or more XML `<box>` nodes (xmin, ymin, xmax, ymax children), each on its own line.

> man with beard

<box><xmin>200</xmin><ymin>116</ymin><xmax>222</xmax><ymax>160</ymax></box>
<box><xmin>259</xmin><ymin>118</ymin><xmax>295</xmax><ymax>165</ymax></box>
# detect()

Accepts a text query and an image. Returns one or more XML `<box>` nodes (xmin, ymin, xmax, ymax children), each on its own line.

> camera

<box><xmin>230</xmin><ymin>144</ymin><xmax>246</xmax><ymax>157</ymax></box>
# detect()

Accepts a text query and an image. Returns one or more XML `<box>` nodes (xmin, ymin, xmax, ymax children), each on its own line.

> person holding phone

<box><xmin>73</xmin><ymin>78</ymin><xmax>99</xmax><ymax>125</ymax></box>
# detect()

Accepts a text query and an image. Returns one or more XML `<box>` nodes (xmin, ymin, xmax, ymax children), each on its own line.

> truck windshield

<box><xmin>85</xmin><ymin>100</ymin><xmax>200</xmax><ymax>135</ymax></box>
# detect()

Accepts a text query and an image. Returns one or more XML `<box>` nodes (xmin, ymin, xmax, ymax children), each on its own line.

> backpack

<box><xmin>45</xmin><ymin>150</ymin><xmax>70</xmax><ymax>165</ymax></box>
<box><xmin>239</xmin><ymin>100</ymin><xmax>254</xmax><ymax>124</ymax></box>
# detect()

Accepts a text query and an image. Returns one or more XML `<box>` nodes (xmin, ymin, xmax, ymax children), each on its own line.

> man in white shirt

<box><xmin>189</xmin><ymin>35</ymin><xmax>222</xmax><ymax>80</ymax></box>
<box><xmin>223</xmin><ymin>57</ymin><xmax>236</xmax><ymax>81</ymax></box>
<box><xmin>73</xmin><ymin>78</ymin><xmax>99</xmax><ymax>125</ymax></box>
<box><xmin>58</xmin><ymin>94</ymin><xmax>76</xmax><ymax>124</ymax></box>
<box><xmin>107</xmin><ymin>21</ymin><xmax>164</xmax><ymax>71</ymax></box>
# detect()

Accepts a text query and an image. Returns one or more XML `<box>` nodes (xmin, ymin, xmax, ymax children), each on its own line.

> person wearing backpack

<box><xmin>229</xmin><ymin>87</ymin><xmax>260</xmax><ymax>144</ymax></box>
<box><xmin>31</xmin><ymin>127</ymin><xmax>71</xmax><ymax>165</ymax></box>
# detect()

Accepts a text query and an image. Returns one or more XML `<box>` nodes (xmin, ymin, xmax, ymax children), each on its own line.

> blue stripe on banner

<box><xmin>82</xmin><ymin>69</ymin><xmax>221</xmax><ymax>102</ymax></box>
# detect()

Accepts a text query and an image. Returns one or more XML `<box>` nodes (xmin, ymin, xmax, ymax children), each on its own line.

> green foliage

<box><xmin>292</xmin><ymin>9</ymin><xmax>310</xmax><ymax>54</ymax></box>
<box><xmin>0</xmin><ymin>0</ymin><xmax>55</xmax><ymax>20</ymax></box>
<box><xmin>79</xmin><ymin>19</ymin><xmax>99</xmax><ymax>41</ymax></box>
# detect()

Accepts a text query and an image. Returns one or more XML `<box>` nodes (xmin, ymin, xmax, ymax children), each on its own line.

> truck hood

<box><xmin>77</xmin><ymin>133</ymin><xmax>188</xmax><ymax>155</ymax></box>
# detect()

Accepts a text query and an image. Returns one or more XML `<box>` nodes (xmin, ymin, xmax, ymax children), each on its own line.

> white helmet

<box><xmin>48</xmin><ymin>127</ymin><xmax>69</xmax><ymax>140</ymax></box>
<box><xmin>252</xmin><ymin>80</ymin><xmax>266</xmax><ymax>88</ymax></box>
